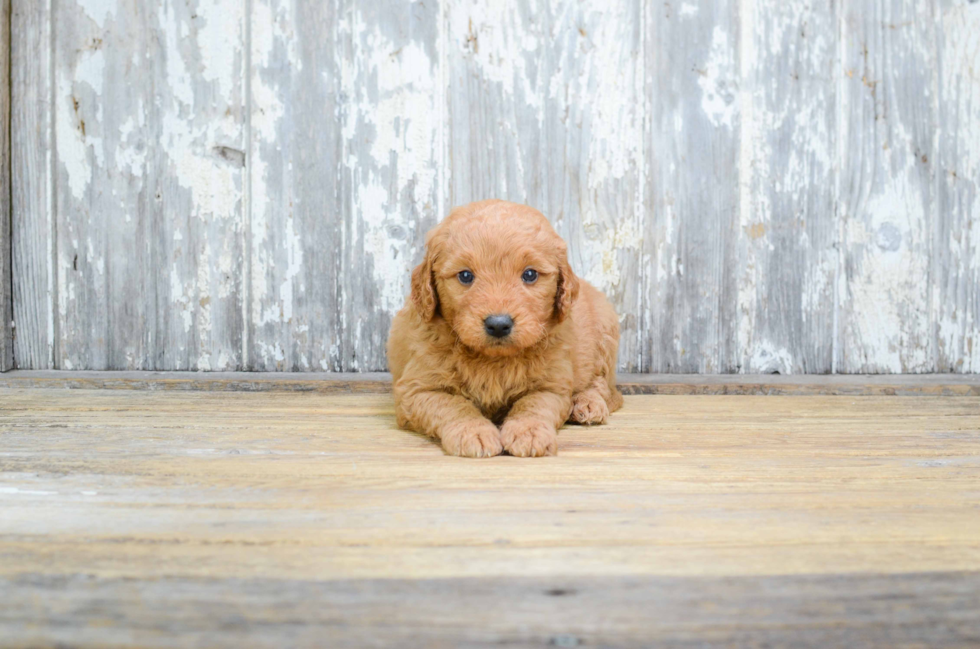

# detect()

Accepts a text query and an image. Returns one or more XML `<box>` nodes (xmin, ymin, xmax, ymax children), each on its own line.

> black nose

<box><xmin>484</xmin><ymin>314</ymin><xmax>514</xmax><ymax>338</ymax></box>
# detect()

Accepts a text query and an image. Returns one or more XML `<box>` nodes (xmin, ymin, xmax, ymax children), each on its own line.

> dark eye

<box><xmin>522</xmin><ymin>268</ymin><xmax>538</xmax><ymax>284</ymax></box>
<box><xmin>458</xmin><ymin>270</ymin><xmax>475</xmax><ymax>285</ymax></box>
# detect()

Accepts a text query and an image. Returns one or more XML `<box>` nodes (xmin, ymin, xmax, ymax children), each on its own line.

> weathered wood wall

<box><xmin>0</xmin><ymin>0</ymin><xmax>10</xmax><ymax>371</ymax></box>
<box><xmin>8</xmin><ymin>0</ymin><xmax>980</xmax><ymax>373</ymax></box>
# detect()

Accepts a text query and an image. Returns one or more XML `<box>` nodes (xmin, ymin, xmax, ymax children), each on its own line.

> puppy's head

<box><xmin>411</xmin><ymin>200</ymin><xmax>578</xmax><ymax>356</ymax></box>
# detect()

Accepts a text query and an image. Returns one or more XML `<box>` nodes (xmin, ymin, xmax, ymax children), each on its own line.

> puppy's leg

<box><xmin>595</xmin><ymin>296</ymin><xmax>624</xmax><ymax>414</ymax></box>
<box><xmin>569</xmin><ymin>378</ymin><xmax>611</xmax><ymax>425</ymax></box>
<box><xmin>606</xmin><ymin>378</ymin><xmax>624</xmax><ymax>412</ymax></box>
<box><xmin>398</xmin><ymin>391</ymin><xmax>502</xmax><ymax>458</ymax></box>
<box><xmin>500</xmin><ymin>391</ymin><xmax>571</xmax><ymax>457</ymax></box>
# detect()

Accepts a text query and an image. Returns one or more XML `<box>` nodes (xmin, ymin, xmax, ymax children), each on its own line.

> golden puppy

<box><xmin>387</xmin><ymin>200</ymin><xmax>622</xmax><ymax>457</ymax></box>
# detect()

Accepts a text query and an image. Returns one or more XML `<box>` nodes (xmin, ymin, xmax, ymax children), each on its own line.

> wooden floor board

<box><xmin>4</xmin><ymin>572</ymin><xmax>980</xmax><ymax>649</ymax></box>
<box><xmin>1</xmin><ymin>388</ymin><xmax>979</xmax><ymax>646</ymax></box>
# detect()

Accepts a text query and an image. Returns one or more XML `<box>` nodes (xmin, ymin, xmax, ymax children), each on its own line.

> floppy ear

<box><xmin>554</xmin><ymin>247</ymin><xmax>579</xmax><ymax>323</ymax></box>
<box><xmin>410</xmin><ymin>249</ymin><xmax>439</xmax><ymax>321</ymax></box>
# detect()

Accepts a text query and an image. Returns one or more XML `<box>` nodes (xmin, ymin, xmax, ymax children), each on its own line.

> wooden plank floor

<box><xmin>1</xmin><ymin>388</ymin><xmax>979</xmax><ymax>647</ymax></box>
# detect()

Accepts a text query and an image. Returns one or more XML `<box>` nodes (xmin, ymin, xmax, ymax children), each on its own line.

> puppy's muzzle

<box><xmin>484</xmin><ymin>314</ymin><xmax>514</xmax><ymax>339</ymax></box>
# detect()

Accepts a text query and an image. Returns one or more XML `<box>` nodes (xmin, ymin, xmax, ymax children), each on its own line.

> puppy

<box><xmin>386</xmin><ymin>200</ymin><xmax>623</xmax><ymax>457</ymax></box>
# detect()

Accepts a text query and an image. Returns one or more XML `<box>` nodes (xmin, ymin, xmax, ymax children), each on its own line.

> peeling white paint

<box><xmin>58</xmin><ymin>48</ymin><xmax>106</xmax><ymax>200</ymax></box>
<box><xmin>248</xmin><ymin>62</ymin><xmax>285</xmax><ymax>331</ymax></box>
<box><xmin>346</xmin><ymin>9</ymin><xmax>440</xmax><ymax>317</ymax></box>
<box><xmin>735</xmin><ymin>0</ymin><xmax>839</xmax><ymax>373</ymax></box>
<box><xmin>582</xmin><ymin>217</ymin><xmax>641</xmax><ymax>295</ymax></box>
<box><xmin>844</xmin><ymin>174</ymin><xmax>931</xmax><ymax>372</ymax></box>
<box><xmin>698</xmin><ymin>25</ymin><xmax>737</xmax><ymax>130</ymax></box>
<box><xmin>936</xmin><ymin>4</ymin><xmax>980</xmax><ymax>372</ymax></box>
<box><xmin>679</xmin><ymin>3</ymin><xmax>698</xmax><ymax>17</ymax></box>
<box><xmin>196</xmin><ymin>237</ymin><xmax>214</xmax><ymax>370</ymax></box>
<box><xmin>161</xmin><ymin>4</ymin><xmax>194</xmax><ymax>108</ymax></box>
<box><xmin>454</xmin><ymin>0</ymin><xmax>543</xmax><ymax>112</ymax></box>
<box><xmin>249</xmin><ymin>0</ymin><xmax>293</xmax><ymax>356</ymax></box>
<box><xmin>577</xmin><ymin>4</ymin><xmax>638</xmax><ymax>191</ymax></box>
<box><xmin>837</xmin><ymin>1</ymin><xmax>940</xmax><ymax>373</ymax></box>
<box><xmin>159</xmin><ymin>1</ymin><xmax>242</xmax><ymax>215</ymax></box>
<box><xmin>737</xmin><ymin>0</ymin><xmax>758</xmax><ymax>368</ymax></box>
<box><xmin>114</xmin><ymin>114</ymin><xmax>146</xmax><ymax>176</ymax></box>
<box><xmin>20</xmin><ymin>0</ymin><xmax>980</xmax><ymax>374</ymax></box>
<box><xmin>148</xmin><ymin>0</ymin><xmax>246</xmax><ymax>370</ymax></box>
<box><xmin>278</xmin><ymin>215</ymin><xmax>303</xmax><ymax>323</ymax></box>
<box><xmin>195</xmin><ymin>0</ymin><xmax>242</xmax><ymax>98</ymax></box>
<box><xmin>171</xmin><ymin>262</ymin><xmax>193</xmax><ymax>334</ymax></box>
<box><xmin>76</xmin><ymin>0</ymin><xmax>117</xmax><ymax>28</ymax></box>
<box><xmin>749</xmin><ymin>341</ymin><xmax>794</xmax><ymax>375</ymax></box>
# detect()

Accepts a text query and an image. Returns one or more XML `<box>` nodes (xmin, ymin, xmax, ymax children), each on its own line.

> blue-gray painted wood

<box><xmin>735</xmin><ymin>0</ymin><xmax>838</xmax><ymax>374</ymax></box>
<box><xmin>643</xmin><ymin>0</ymin><xmax>740</xmax><ymax>373</ymax></box>
<box><xmin>0</xmin><ymin>0</ymin><xmax>10</xmax><ymax>372</ymax></box>
<box><xmin>8</xmin><ymin>0</ymin><xmax>980</xmax><ymax>373</ymax></box>
<box><xmin>11</xmin><ymin>0</ymin><xmax>54</xmax><ymax>370</ymax></box>
<box><xmin>936</xmin><ymin>0</ymin><xmax>980</xmax><ymax>373</ymax></box>
<box><xmin>248</xmin><ymin>0</ymin><xmax>344</xmax><ymax>371</ymax></box>
<box><xmin>838</xmin><ymin>0</ymin><xmax>939</xmax><ymax>373</ymax></box>
<box><xmin>51</xmin><ymin>0</ymin><xmax>246</xmax><ymax>371</ymax></box>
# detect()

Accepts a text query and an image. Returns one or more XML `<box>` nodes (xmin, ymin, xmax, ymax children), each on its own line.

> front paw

<box><xmin>570</xmin><ymin>390</ymin><xmax>610</xmax><ymax>425</ymax></box>
<box><xmin>500</xmin><ymin>419</ymin><xmax>558</xmax><ymax>457</ymax></box>
<box><xmin>440</xmin><ymin>421</ymin><xmax>503</xmax><ymax>458</ymax></box>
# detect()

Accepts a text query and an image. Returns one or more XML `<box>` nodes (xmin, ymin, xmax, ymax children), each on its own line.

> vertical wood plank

<box><xmin>448</xmin><ymin>0</ymin><xmax>644</xmax><ymax>371</ymax></box>
<box><xmin>838</xmin><ymin>0</ymin><xmax>939</xmax><ymax>373</ymax></box>
<box><xmin>11</xmin><ymin>0</ymin><xmax>54</xmax><ymax>369</ymax></box>
<box><xmin>736</xmin><ymin>0</ymin><xmax>837</xmax><ymax>374</ymax></box>
<box><xmin>935</xmin><ymin>0</ymin><xmax>980</xmax><ymax>373</ymax></box>
<box><xmin>146</xmin><ymin>0</ymin><xmax>247</xmax><ymax>371</ymax></box>
<box><xmin>249</xmin><ymin>0</ymin><xmax>442</xmax><ymax>373</ymax></box>
<box><xmin>53</xmin><ymin>1</ymin><xmax>143</xmax><ymax>369</ymax></box>
<box><xmin>643</xmin><ymin>0</ymin><xmax>740</xmax><ymax>373</ymax></box>
<box><xmin>248</xmin><ymin>0</ymin><xmax>344</xmax><ymax>371</ymax></box>
<box><xmin>53</xmin><ymin>0</ymin><xmax>246</xmax><ymax>370</ymax></box>
<box><xmin>448</xmin><ymin>0</ymin><xmax>539</xmax><ymax>208</ymax></box>
<box><xmin>341</xmin><ymin>0</ymin><xmax>444</xmax><ymax>371</ymax></box>
<box><xmin>0</xmin><ymin>0</ymin><xmax>10</xmax><ymax>371</ymax></box>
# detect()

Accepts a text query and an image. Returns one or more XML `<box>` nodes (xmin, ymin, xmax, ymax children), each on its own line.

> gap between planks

<box><xmin>0</xmin><ymin>370</ymin><xmax>978</xmax><ymax>396</ymax></box>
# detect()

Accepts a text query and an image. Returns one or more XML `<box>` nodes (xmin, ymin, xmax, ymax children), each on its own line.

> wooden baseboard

<box><xmin>1</xmin><ymin>370</ymin><xmax>978</xmax><ymax>396</ymax></box>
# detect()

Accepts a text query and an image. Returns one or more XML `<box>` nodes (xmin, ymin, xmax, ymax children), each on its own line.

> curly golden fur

<box><xmin>387</xmin><ymin>200</ymin><xmax>623</xmax><ymax>458</ymax></box>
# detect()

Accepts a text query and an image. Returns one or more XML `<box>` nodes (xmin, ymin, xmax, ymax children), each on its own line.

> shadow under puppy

<box><xmin>387</xmin><ymin>200</ymin><xmax>623</xmax><ymax>458</ymax></box>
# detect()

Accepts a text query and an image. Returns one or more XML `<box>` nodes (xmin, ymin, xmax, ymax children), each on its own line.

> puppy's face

<box><xmin>411</xmin><ymin>201</ymin><xmax>578</xmax><ymax>356</ymax></box>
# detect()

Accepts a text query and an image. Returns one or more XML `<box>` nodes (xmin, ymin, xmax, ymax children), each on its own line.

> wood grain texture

<box><xmin>0</xmin><ymin>0</ymin><xmax>10</xmax><ymax>371</ymax></box>
<box><xmin>341</xmin><ymin>0</ymin><xmax>443</xmax><ymax>372</ymax></box>
<box><xmin>936</xmin><ymin>0</ymin><xmax>980</xmax><ymax>373</ymax></box>
<box><xmin>448</xmin><ymin>0</ymin><xmax>644</xmax><ymax>370</ymax></box>
<box><xmin>8</xmin><ymin>0</ymin><xmax>980</xmax><ymax>373</ymax></box>
<box><xmin>248</xmin><ymin>0</ymin><xmax>344</xmax><ymax>371</ymax></box>
<box><xmin>146</xmin><ymin>0</ymin><xmax>247</xmax><ymax>371</ymax></box>
<box><xmin>1</xmin><ymin>390</ymin><xmax>979</xmax><ymax>645</ymax></box>
<box><xmin>736</xmin><ymin>0</ymin><xmax>837</xmax><ymax>374</ymax></box>
<box><xmin>838</xmin><ymin>0</ymin><xmax>940</xmax><ymax>373</ymax></box>
<box><xmin>52</xmin><ymin>0</ymin><xmax>246</xmax><ymax>371</ymax></box>
<box><xmin>11</xmin><ymin>0</ymin><xmax>54</xmax><ymax>369</ymax></box>
<box><xmin>242</xmin><ymin>0</ymin><xmax>443</xmax><ymax>373</ymax></box>
<box><xmin>643</xmin><ymin>0</ymin><xmax>739</xmax><ymax>373</ymax></box>
<box><xmin>4</xmin><ymin>572</ymin><xmax>980</xmax><ymax>648</ymax></box>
